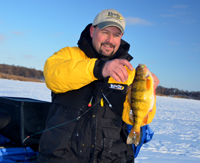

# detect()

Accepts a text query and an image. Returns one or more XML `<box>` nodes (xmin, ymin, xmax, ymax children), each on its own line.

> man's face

<box><xmin>90</xmin><ymin>26</ymin><xmax>123</xmax><ymax>57</ymax></box>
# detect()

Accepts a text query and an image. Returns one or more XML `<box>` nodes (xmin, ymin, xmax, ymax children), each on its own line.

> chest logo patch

<box><xmin>109</xmin><ymin>84</ymin><xmax>124</xmax><ymax>90</ymax></box>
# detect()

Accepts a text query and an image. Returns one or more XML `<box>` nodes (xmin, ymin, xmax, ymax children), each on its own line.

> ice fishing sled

<box><xmin>0</xmin><ymin>96</ymin><xmax>51</xmax><ymax>162</ymax></box>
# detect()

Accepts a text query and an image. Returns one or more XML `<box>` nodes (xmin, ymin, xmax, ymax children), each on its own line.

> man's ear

<box><xmin>90</xmin><ymin>26</ymin><xmax>95</xmax><ymax>38</ymax></box>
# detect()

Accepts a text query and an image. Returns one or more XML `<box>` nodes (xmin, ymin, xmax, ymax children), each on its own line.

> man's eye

<box><xmin>114</xmin><ymin>34</ymin><xmax>120</xmax><ymax>37</ymax></box>
<box><xmin>102</xmin><ymin>31</ymin><xmax>108</xmax><ymax>34</ymax></box>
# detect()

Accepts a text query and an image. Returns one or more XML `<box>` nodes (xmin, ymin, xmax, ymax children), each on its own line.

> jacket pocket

<box><xmin>102</xmin><ymin>125</ymin><xmax>121</xmax><ymax>140</ymax></box>
<box><xmin>48</xmin><ymin>104</ymin><xmax>78</xmax><ymax>131</ymax></box>
<box><xmin>98</xmin><ymin>120</ymin><xmax>127</xmax><ymax>162</ymax></box>
<box><xmin>39</xmin><ymin>104</ymin><xmax>78</xmax><ymax>158</ymax></box>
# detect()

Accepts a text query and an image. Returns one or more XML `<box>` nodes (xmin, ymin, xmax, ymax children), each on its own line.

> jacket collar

<box><xmin>77</xmin><ymin>24</ymin><xmax>133</xmax><ymax>61</ymax></box>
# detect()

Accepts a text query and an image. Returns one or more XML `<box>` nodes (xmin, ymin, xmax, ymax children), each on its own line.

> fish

<box><xmin>126</xmin><ymin>64</ymin><xmax>156</xmax><ymax>146</ymax></box>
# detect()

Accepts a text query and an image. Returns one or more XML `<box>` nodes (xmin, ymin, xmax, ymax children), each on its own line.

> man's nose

<box><xmin>106</xmin><ymin>34</ymin><xmax>114</xmax><ymax>43</ymax></box>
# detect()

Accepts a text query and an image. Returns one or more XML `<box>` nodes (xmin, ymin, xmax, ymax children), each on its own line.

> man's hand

<box><xmin>151</xmin><ymin>72</ymin><xmax>160</xmax><ymax>89</ymax></box>
<box><xmin>102</xmin><ymin>59</ymin><xmax>133</xmax><ymax>82</ymax></box>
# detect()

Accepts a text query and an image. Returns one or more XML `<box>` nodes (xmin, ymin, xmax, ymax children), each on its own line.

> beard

<box><xmin>99</xmin><ymin>43</ymin><xmax>115</xmax><ymax>57</ymax></box>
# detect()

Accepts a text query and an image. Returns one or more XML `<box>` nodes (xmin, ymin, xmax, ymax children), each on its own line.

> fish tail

<box><xmin>127</xmin><ymin>127</ymin><xmax>140</xmax><ymax>146</ymax></box>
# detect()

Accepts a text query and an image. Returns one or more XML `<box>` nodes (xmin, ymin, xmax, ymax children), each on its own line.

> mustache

<box><xmin>101</xmin><ymin>42</ymin><xmax>115</xmax><ymax>48</ymax></box>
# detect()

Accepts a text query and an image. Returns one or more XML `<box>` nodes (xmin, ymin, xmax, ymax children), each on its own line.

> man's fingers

<box><xmin>119</xmin><ymin>59</ymin><xmax>134</xmax><ymax>71</ymax></box>
<box><xmin>110</xmin><ymin>72</ymin><xmax>121</xmax><ymax>82</ymax></box>
<box><xmin>102</xmin><ymin>59</ymin><xmax>133</xmax><ymax>82</ymax></box>
<box><xmin>113</xmin><ymin>66</ymin><xmax>128</xmax><ymax>82</ymax></box>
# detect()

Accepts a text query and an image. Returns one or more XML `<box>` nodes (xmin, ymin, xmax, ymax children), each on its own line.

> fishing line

<box><xmin>22</xmin><ymin>89</ymin><xmax>114</xmax><ymax>146</ymax></box>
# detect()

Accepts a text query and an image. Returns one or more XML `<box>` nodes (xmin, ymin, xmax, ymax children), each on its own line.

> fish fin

<box><xmin>127</xmin><ymin>128</ymin><xmax>140</xmax><ymax>146</ymax></box>
<box><xmin>143</xmin><ymin>114</ymin><xmax>149</xmax><ymax>124</ymax></box>
<box><xmin>127</xmin><ymin>84</ymin><xmax>132</xmax><ymax>104</ymax></box>
<box><xmin>146</xmin><ymin>77</ymin><xmax>152</xmax><ymax>90</ymax></box>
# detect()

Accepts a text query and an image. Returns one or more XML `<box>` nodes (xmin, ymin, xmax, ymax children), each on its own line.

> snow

<box><xmin>0</xmin><ymin>79</ymin><xmax>51</xmax><ymax>102</ymax></box>
<box><xmin>136</xmin><ymin>96</ymin><xmax>200</xmax><ymax>163</ymax></box>
<box><xmin>0</xmin><ymin>79</ymin><xmax>200</xmax><ymax>163</ymax></box>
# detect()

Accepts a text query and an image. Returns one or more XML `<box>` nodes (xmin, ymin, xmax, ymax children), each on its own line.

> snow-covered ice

<box><xmin>0</xmin><ymin>79</ymin><xmax>51</xmax><ymax>102</ymax></box>
<box><xmin>136</xmin><ymin>96</ymin><xmax>200</xmax><ymax>163</ymax></box>
<box><xmin>0</xmin><ymin>79</ymin><xmax>200</xmax><ymax>163</ymax></box>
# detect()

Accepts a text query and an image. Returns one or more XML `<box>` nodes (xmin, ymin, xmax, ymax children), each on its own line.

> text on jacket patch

<box><xmin>109</xmin><ymin>84</ymin><xmax>124</xmax><ymax>90</ymax></box>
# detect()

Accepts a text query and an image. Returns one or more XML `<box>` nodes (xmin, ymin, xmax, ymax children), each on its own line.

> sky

<box><xmin>0</xmin><ymin>0</ymin><xmax>200</xmax><ymax>92</ymax></box>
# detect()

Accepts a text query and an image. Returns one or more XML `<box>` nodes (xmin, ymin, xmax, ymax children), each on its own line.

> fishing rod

<box><xmin>22</xmin><ymin>89</ymin><xmax>114</xmax><ymax>146</ymax></box>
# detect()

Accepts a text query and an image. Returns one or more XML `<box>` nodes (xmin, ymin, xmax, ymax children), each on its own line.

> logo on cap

<box><xmin>107</xmin><ymin>12</ymin><xmax>122</xmax><ymax>20</ymax></box>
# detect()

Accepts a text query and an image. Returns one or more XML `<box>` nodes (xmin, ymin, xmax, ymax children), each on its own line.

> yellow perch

<box><xmin>127</xmin><ymin>64</ymin><xmax>155</xmax><ymax>146</ymax></box>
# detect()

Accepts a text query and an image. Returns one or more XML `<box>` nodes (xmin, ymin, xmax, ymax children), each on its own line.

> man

<box><xmin>37</xmin><ymin>9</ymin><xmax>159</xmax><ymax>163</ymax></box>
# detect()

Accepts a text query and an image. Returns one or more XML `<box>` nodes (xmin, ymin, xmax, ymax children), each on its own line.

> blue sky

<box><xmin>0</xmin><ymin>0</ymin><xmax>199</xmax><ymax>91</ymax></box>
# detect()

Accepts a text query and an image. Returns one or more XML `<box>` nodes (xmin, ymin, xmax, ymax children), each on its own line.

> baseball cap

<box><xmin>92</xmin><ymin>9</ymin><xmax>125</xmax><ymax>34</ymax></box>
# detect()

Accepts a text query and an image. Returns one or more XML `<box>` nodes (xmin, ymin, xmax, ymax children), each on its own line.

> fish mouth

<box><xmin>136</xmin><ymin>64</ymin><xmax>147</xmax><ymax>72</ymax></box>
<box><xmin>138</xmin><ymin>64</ymin><xmax>147</xmax><ymax>68</ymax></box>
<box><xmin>136</xmin><ymin>64</ymin><xmax>151</xmax><ymax>78</ymax></box>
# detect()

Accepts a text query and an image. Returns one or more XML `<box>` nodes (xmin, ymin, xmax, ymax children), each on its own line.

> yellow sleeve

<box><xmin>43</xmin><ymin>46</ymin><xmax>98</xmax><ymax>93</ymax></box>
<box><xmin>122</xmin><ymin>69</ymin><xmax>136</xmax><ymax>125</ymax></box>
<box><xmin>122</xmin><ymin>90</ymin><xmax>133</xmax><ymax>125</ymax></box>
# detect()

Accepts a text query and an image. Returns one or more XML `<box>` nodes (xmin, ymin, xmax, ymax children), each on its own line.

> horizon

<box><xmin>0</xmin><ymin>63</ymin><xmax>199</xmax><ymax>93</ymax></box>
<box><xmin>0</xmin><ymin>0</ymin><xmax>200</xmax><ymax>91</ymax></box>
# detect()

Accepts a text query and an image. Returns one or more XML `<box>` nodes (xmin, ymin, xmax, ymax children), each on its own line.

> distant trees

<box><xmin>0</xmin><ymin>64</ymin><xmax>199</xmax><ymax>100</ymax></box>
<box><xmin>0</xmin><ymin>64</ymin><xmax>43</xmax><ymax>79</ymax></box>
<box><xmin>156</xmin><ymin>86</ymin><xmax>200</xmax><ymax>100</ymax></box>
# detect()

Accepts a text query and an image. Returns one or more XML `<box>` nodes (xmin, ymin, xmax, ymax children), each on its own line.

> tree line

<box><xmin>0</xmin><ymin>64</ymin><xmax>43</xmax><ymax>79</ymax></box>
<box><xmin>1</xmin><ymin>64</ymin><xmax>199</xmax><ymax>100</ymax></box>
<box><xmin>156</xmin><ymin>85</ymin><xmax>200</xmax><ymax>100</ymax></box>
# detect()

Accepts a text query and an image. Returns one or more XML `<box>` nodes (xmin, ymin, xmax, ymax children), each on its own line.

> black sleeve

<box><xmin>93</xmin><ymin>60</ymin><xmax>107</xmax><ymax>79</ymax></box>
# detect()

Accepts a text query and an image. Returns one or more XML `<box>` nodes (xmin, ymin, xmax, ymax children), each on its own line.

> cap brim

<box><xmin>97</xmin><ymin>21</ymin><xmax>124</xmax><ymax>34</ymax></box>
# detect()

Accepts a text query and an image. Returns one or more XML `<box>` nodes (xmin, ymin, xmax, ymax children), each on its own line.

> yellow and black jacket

<box><xmin>38</xmin><ymin>24</ymin><xmax>155</xmax><ymax>163</ymax></box>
